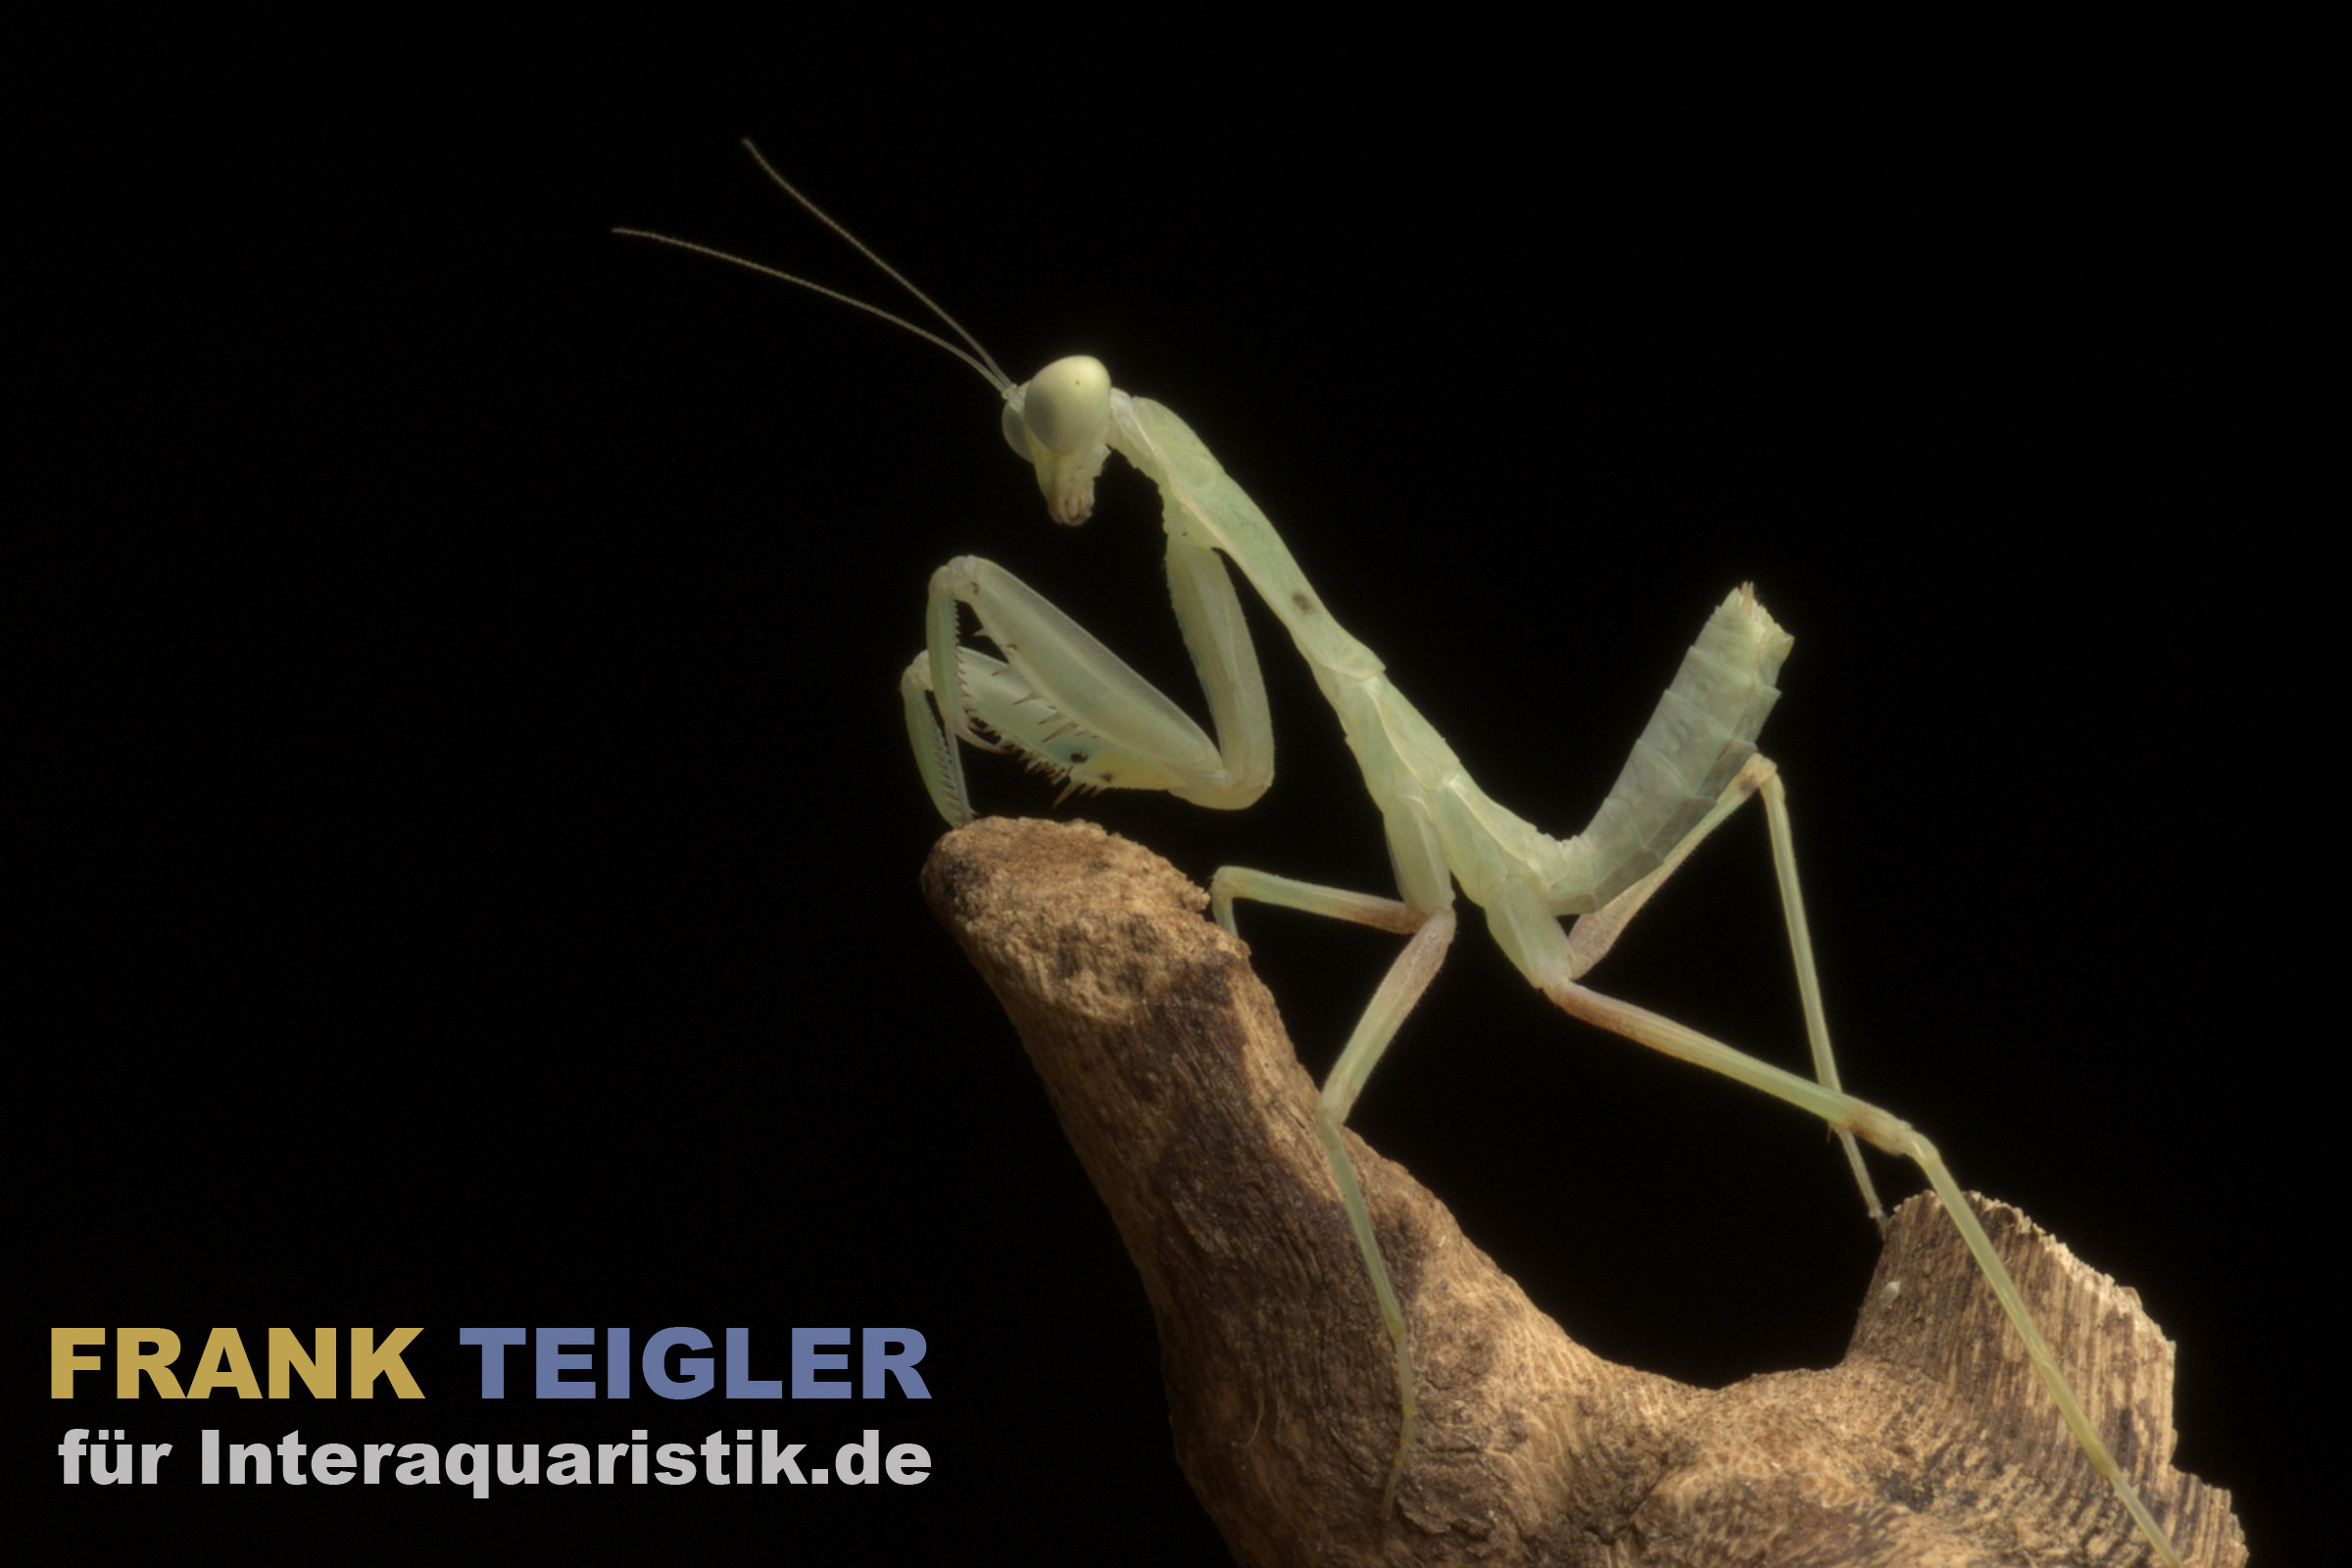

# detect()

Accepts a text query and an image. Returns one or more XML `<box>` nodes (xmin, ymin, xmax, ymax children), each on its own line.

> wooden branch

<box><xmin>921</xmin><ymin>817</ymin><xmax>2244</xmax><ymax>1567</ymax></box>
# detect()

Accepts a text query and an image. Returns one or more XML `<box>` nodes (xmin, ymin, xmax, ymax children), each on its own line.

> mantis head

<box><xmin>1003</xmin><ymin>355</ymin><xmax>1112</xmax><ymax>526</ymax></box>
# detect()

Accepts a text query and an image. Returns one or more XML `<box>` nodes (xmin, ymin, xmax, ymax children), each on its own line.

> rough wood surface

<box><xmin>921</xmin><ymin>817</ymin><xmax>2243</xmax><ymax>1567</ymax></box>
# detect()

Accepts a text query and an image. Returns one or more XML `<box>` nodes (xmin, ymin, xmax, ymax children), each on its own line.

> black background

<box><xmin>22</xmin><ymin>17</ymin><xmax>2314</xmax><ymax>1565</ymax></box>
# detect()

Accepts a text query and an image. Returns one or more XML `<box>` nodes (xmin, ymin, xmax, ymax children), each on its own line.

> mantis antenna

<box><xmin>613</xmin><ymin>139</ymin><xmax>1014</xmax><ymax>395</ymax></box>
<box><xmin>614</xmin><ymin>143</ymin><xmax>1117</xmax><ymax>522</ymax></box>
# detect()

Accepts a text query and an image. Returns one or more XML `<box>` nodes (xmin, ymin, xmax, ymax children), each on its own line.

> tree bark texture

<box><xmin>921</xmin><ymin>817</ymin><xmax>2243</xmax><ymax>1567</ymax></box>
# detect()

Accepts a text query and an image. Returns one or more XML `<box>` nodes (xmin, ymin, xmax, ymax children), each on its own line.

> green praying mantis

<box><xmin>618</xmin><ymin>144</ymin><xmax>2184</xmax><ymax>1567</ymax></box>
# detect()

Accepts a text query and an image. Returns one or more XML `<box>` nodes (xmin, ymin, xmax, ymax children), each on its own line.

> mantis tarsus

<box><xmin>618</xmin><ymin>144</ymin><xmax>2185</xmax><ymax>1567</ymax></box>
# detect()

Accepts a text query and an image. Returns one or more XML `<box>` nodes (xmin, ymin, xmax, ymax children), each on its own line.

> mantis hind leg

<box><xmin>1563</xmin><ymin>758</ymin><xmax>1886</xmax><ymax>1226</ymax></box>
<box><xmin>1485</xmin><ymin>877</ymin><xmax>2182</xmax><ymax>1567</ymax></box>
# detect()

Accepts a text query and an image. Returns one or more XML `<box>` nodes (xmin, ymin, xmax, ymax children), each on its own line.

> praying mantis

<box><xmin>618</xmin><ymin>145</ymin><xmax>2184</xmax><ymax>1567</ymax></box>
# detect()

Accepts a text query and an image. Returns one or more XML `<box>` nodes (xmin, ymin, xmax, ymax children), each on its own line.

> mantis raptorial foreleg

<box><xmin>617</xmin><ymin>146</ymin><xmax>2186</xmax><ymax>1567</ymax></box>
<box><xmin>900</xmin><ymin>509</ymin><xmax>1271</xmax><ymax>826</ymax></box>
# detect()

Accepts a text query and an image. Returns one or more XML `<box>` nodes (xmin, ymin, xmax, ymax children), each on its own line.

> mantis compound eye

<box><xmin>1016</xmin><ymin>355</ymin><xmax>1111</xmax><ymax>456</ymax></box>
